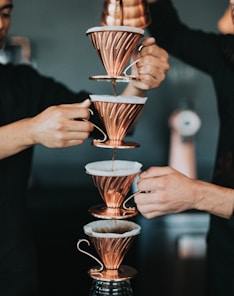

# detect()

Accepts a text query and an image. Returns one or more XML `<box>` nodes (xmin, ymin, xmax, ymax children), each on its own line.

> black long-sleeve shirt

<box><xmin>147</xmin><ymin>0</ymin><xmax>234</xmax><ymax>190</ymax></box>
<box><xmin>0</xmin><ymin>63</ymin><xmax>90</xmax><ymax>272</ymax></box>
<box><xmin>147</xmin><ymin>5</ymin><xmax>234</xmax><ymax>294</ymax></box>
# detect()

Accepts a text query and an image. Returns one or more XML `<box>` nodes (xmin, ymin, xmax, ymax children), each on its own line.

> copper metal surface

<box><xmin>92</xmin><ymin>100</ymin><xmax>144</xmax><ymax>149</ymax></box>
<box><xmin>88</xmin><ymin>265</ymin><xmax>137</xmax><ymax>281</ymax></box>
<box><xmin>101</xmin><ymin>0</ymin><xmax>151</xmax><ymax>28</ymax></box>
<box><xmin>86</xmin><ymin>26</ymin><xmax>143</xmax><ymax>79</ymax></box>
<box><xmin>90</xmin><ymin>173</ymin><xmax>137</xmax><ymax>208</ymax></box>
<box><xmin>89</xmin><ymin>204</ymin><xmax>138</xmax><ymax>219</ymax></box>
<box><xmin>89</xmin><ymin>74</ymin><xmax>135</xmax><ymax>82</ymax></box>
<box><xmin>78</xmin><ymin>220</ymin><xmax>140</xmax><ymax>281</ymax></box>
<box><xmin>89</xmin><ymin>235</ymin><xmax>136</xmax><ymax>270</ymax></box>
<box><xmin>87</xmin><ymin>166</ymin><xmax>138</xmax><ymax>218</ymax></box>
<box><xmin>92</xmin><ymin>139</ymin><xmax>139</xmax><ymax>149</ymax></box>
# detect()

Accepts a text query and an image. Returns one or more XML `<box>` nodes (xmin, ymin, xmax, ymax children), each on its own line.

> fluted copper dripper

<box><xmin>85</xmin><ymin>160</ymin><xmax>142</xmax><ymax>219</ymax></box>
<box><xmin>101</xmin><ymin>0</ymin><xmax>151</xmax><ymax>28</ymax></box>
<box><xmin>86</xmin><ymin>26</ymin><xmax>144</xmax><ymax>81</ymax></box>
<box><xmin>90</xmin><ymin>95</ymin><xmax>147</xmax><ymax>149</ymax></box>
<box><xmin>82</xmin><ymin>220</ymin><xmax>141</xmax><ymax>272</ymax></box>
<box><xmin>91</xmin><ymin>174</ymin><xmax>135</xmax><ymax>208</ymax></box>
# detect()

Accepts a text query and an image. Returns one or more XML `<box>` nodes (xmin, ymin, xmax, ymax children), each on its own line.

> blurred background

<box><xmin>4</xmin><ymin>0</ymin><xmax>229</xmax><ymax>295</ymax></box>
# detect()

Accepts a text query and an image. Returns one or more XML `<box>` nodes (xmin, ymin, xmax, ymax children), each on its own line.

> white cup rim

<box><xmin>90</xmin><ymin>95</ymin><xmax>147</xmax><ymax>104</ymax></box>
<box><xmin>86</xmin><ymin>25</ymin><xmax>144</xmax><ymax>35</ymax></box>
<box><xmin>85</xmin><ymin>160</ymin><xmax>142</xmax><ymax>176</ymax></box>
<box><xmin>84</xmin><ymin>219</ymin><xmax>141</xmax><ymax>238</ymax></box>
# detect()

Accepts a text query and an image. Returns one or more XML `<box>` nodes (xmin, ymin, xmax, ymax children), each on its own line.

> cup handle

<box><xmin>123</xmin><ymin>190</ymin><xmax>151</xmax><ymax>210</ymax></box>
<box><xmin>123</xmin><ymin>58</ymin><xmax>140</xmax><ymax>77</ymax></box>
<box><xmin>77</xmin><ymin>239</ymin><xmax>104</xmax><ymax>272</ymax></box>
<box><xmin>83</xmin><ymin>108</ymin><xmax>107</xmax><ymax>143</ymax></box>
<box><xmin>122</xmin><ymin>191</ymin><xmax>139</xmax><ymax>210</ymax></box>
<box><xmin>123</xmin><ymin>44</ymin><xmax>144</xmax><ymax>77</ymax></box>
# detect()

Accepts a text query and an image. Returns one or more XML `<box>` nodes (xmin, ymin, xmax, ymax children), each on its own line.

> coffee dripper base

<box><xmin>88</xmin><ymin>265</ymin><xmax>137</xmax><ymax>281</ymax></box>
<box><xmin>89</xmin><ymin>204</ymin><xmax>138</xmax><ymax>219</ymax></box>
<box><xmin>92</xmin><ymin>140</ymin><xmax>140</xmax><ymax>149</ymax></box>
<box><xmin>89</xmin><ymin>75</ymin><xmax>136</xmax><ymax>82</ymax></box>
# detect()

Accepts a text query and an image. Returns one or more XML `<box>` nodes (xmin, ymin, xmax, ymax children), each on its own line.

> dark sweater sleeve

<box><xmin>12</xmin><ymin>64</ymin><xmax>90</xmax><ymax>114</ymax></box>
<box><xmin>147</xmin><ymin>0</ymin><xmax>223</xmax><ymax>76</ymax></box>
<box><xmin>5</xmin><ymin>64</ymin><xmax>103</xmax><ymax>137</ymax></box>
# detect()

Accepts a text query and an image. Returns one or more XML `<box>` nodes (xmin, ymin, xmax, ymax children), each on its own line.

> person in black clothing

<box><xmin>134</xmin><ymin>0</ymin><xmax>234</xmax><ymax>295</ymax></box>
<box><xmin>0</xmin><ymin>0</ymin><xmax>170</xmax><ymax>295</ymax></box>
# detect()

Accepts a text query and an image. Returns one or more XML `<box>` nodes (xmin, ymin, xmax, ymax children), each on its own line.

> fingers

<box><xmin>57</xmin><ymin>99</ymin><xmax>92</xmax><ymax>121</ymax></box>
<box><xmin>140</xmin><ymin>166</ymin><xmax>173</xmax><ymax>179</ymax></box>
<box><xmin>134</xmin><ymin>191</ymin><xmax>166</xmax><ymax>219</ymax></box>
<box><xmin>139</xmin><ymin>37</ymin><xmax>169</xmax><ymax>62</ymax></box>
<box><xmin>78</xmin><ymin>98</ymin><xmax>92</xmax><ymax>108</ymax></box>
<box><xmin>140</xmin><ymin>36</ymin><xmax>156</xmax><ymax>47</ymax></box>
<box><xmin>132</xmin><ymin>37</ymin><xmax>170</xmax><ymax>89</ymax></box>
<box><xmin>31</xmin><ymin>99</ymin><xmax>94</xmax><ymax>148</ymax></box>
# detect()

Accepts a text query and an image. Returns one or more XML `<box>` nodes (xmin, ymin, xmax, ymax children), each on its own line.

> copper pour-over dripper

<box><xmin>85</xmin><ymin>160</ymin><xmax>142</xmax><ymax>219</ymax></box>
<box><xmin>86</xmin><ymin>25</ymin><xmax>144</xmax><ymax>81</ymax></box>
<box><xmin>101</xmin><ymin>0</ymin><xmax>151</xmax><ymax>29</ymax></box>
<box><xmin>77</xmin><ymin>219</ymin><xmax>141</xmax><ymax>281</ymax></box>
<box><xmin>90</xmin><ymin>95</ymin><xmax>147</xmax><ymax>149</ymax></box>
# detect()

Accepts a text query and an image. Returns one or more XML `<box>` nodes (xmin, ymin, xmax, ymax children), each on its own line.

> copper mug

<box><xmin>86</xmin><ymin>25</ymin><xmax>144</xmax><ymax>81</ymax></box>
<box><xmin>101</xmin><ymin>0</ymin><xmax>151</xmax><ymax>28</ymax></box>
<box><xmin>77</xmin><ymin>219</ymin><xmax>141</xmax><ymax>280</ymax></box>
<box><xmin>85</xmin><ymin>160</ymin><xmax>142</xmax><ymax>219</ymax></box>
<box><xmin>90</xmin><ymin>95</ymin><xmax>147</xmax><ymax>149</ymax></box>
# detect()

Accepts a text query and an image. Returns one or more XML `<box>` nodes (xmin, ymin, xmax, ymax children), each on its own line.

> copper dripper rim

<box><xmin>90</xmin><ymin>94</ymin><xmax>147</xmax><ymax>104</ymax></box>
<box><xmin>83</xmin><ymin>219</ymin><xmax>141</xmax><ymax>238</ymax></box>
<box><xmin>85</xmin><ymin>160</ymin><xmax>142</xmax><ymax>176</ymax></box>
<box><xmin>86</xmin><ymin>25</ymin><xmax>144</xmax><ymax>35</ymax></box>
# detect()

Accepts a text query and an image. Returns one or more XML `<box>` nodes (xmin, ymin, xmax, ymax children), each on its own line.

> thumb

<box><xmin>79</xmin><ymin>98</ymin><xmax>91</xmax><ymax>108</ymax></box>
<box><xmin>140</xmin><ymin>37</ymin><xmax>156</xmax><ymax>47</ymax></box>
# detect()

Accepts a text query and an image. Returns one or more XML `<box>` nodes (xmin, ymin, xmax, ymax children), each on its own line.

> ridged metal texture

<box><xmin>101</xmin><ymin>0</ymin><xmax>151</xmax><ymax>28</ymax></box>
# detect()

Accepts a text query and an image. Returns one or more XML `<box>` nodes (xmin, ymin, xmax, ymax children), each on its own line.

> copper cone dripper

<box><xmin>90</xmin><ymin>95</ymin><xmax>147</xmax><ymax>149</ymax></box>
<box><xmin>78</xmin><ymin>220</ymin><xmax>141</xmax><ymax>280</ymax></box>
<box><xmin>85</xmin><ymin>160</ymin><xmax>142</xmax><ymax>219</ymax></box>
<box><xmin>86</xmin><ymin>26</ymin><xmax>144</xmax><ymax>81</ymax></box>
<box><xmin>101</xmin><ymin>0</ymin><xmax>151</xmax><ymax>28</ymax></box>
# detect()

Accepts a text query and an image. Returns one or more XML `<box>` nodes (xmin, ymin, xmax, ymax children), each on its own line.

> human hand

<box><xmin>134</xmin><ymin>166</ymin><xmax>197</xmax><ymax>219</ymax></box>
<box><xmin>29</xmin><ymin>99</ymin><xmax>94</xmax><ymax>148</ymax></box>
<box><xmin>230</xmin><ymin>0</ymin><xmax>234</xmax><ymax>24</ymax></box>
<box><xmin>128</xmin><ymin>37</ymin><xmax>169</xmax><ymax>92</ymax></box>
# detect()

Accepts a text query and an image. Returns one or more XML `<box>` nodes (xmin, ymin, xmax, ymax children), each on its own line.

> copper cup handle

<box><xmin>123</xmin><ymin>45</ymin><xmax>143</xmax><ymax>77</ymax></box>
<box><xmin>123</xmin><ymin>58</ymin><xmax>141</xmax><ymax>77</ymax></box>
<box><xmin>82</xmin><ymin>108</ymin><xmax>107</xmax><ymax>143</ymax></box>
<box><xmin>77</xmin><ymin>239</ymin><xmax>104</xmax><ymax>272</ymax></box>
<box><xmin>122</xmin><ymin>190</ymin><xmax>141</xmax><ymax>210</ymax></box>
<box><xmin>123</xmin><ymin>190</ymin><xmax>151</xmax><ymax>210</ymax></box>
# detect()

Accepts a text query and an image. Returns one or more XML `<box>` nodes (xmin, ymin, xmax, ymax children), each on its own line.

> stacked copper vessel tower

<box><xmin>77</xmin><ymin>1</ymin><xmax>151</xmax><ymax>294</ymax></box>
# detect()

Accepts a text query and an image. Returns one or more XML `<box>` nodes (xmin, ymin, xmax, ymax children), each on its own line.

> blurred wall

<box><xmin>8</xmin><ymin>0</ymin><xmax>229</xmax><ymax>187</ymax></box>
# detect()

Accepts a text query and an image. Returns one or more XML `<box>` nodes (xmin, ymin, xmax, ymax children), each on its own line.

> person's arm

<box><xmin>135</xmin><ymin>166</ymin><xmax>234</xmax><ymax>219</ymax></box>
<box><xmin>0</xmin><ymin>99</ymin><xmax>93</xmax><ymax>160</ymax></box>
<box><xmin>0</xmin><ymin>37</ymin><xmax>169</xmax><ymax>160</ymax></box>
<box><xmin>146</xmin><ymin>0</ymin><xmax>222</xmax><ymax>75</ymax></box>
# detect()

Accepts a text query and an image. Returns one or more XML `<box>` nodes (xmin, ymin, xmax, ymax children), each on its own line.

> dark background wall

<box><xmin>8</xmin><ymin>0</ymin><xmax>227</xmax><ymax>186</ymax></box>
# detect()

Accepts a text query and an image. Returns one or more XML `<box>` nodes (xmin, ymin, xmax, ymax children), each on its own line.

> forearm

<box><xmin>121</xmin><ymin>82</ymin><xmax>146</xmax><ymax>97</ymax></box>
<box><xmin>0</xmin><ymin>118</ymin><xmax>34</xmax><ymax>159</ymax></box>
<box><xmin>194</xmin><ymin>180</ymin><xmax>234</xmax><ymax>219</ymax></box>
